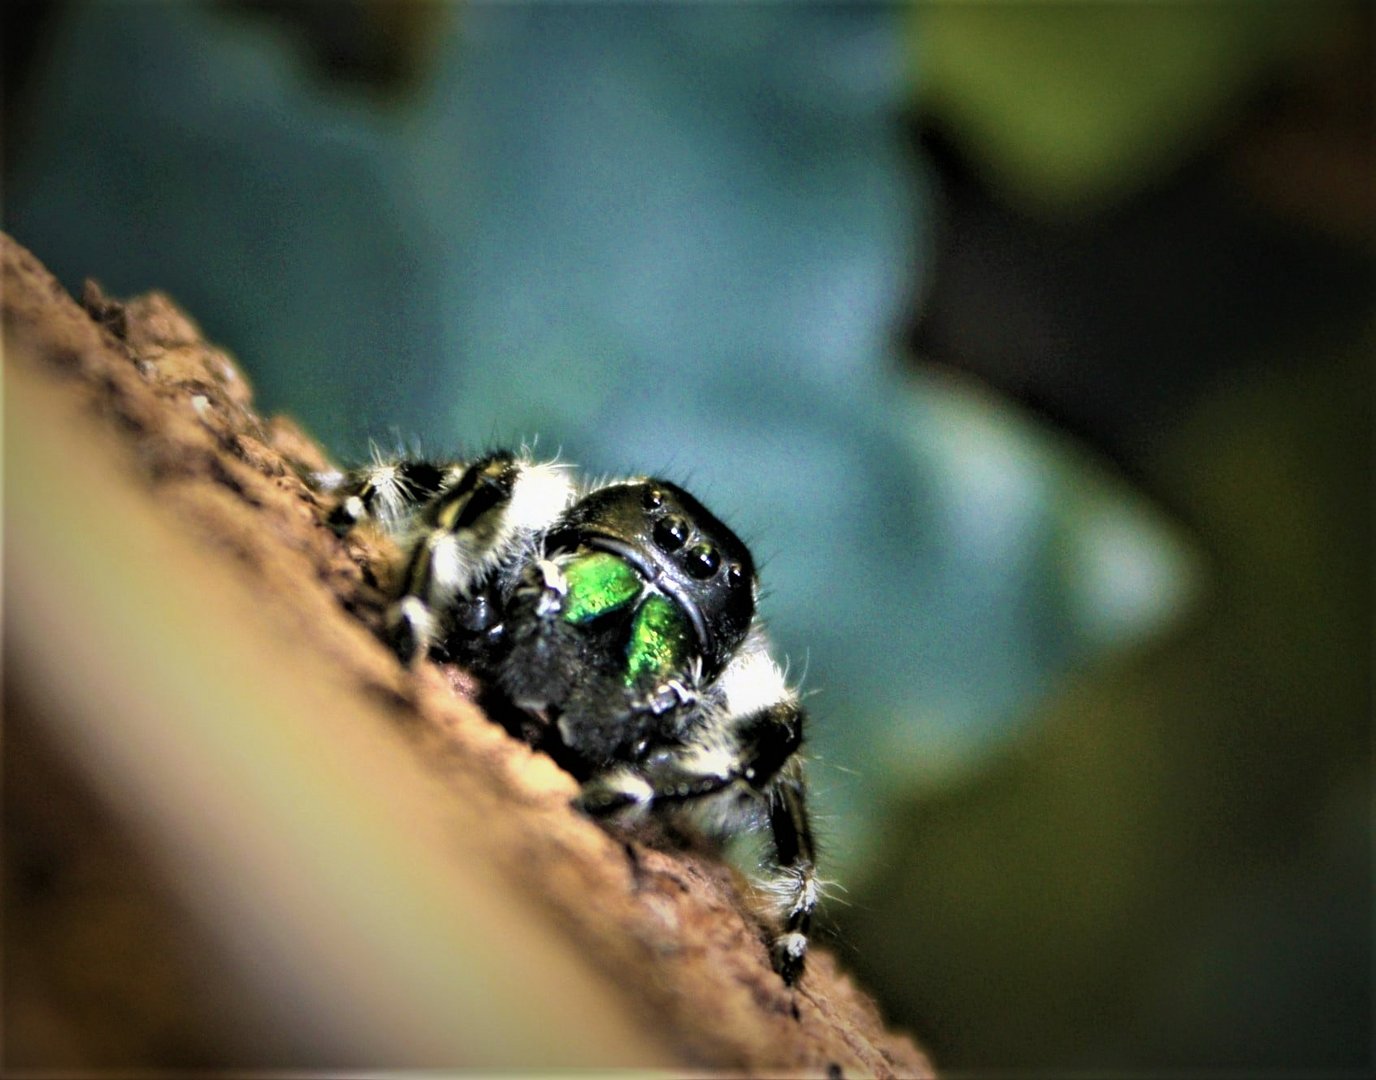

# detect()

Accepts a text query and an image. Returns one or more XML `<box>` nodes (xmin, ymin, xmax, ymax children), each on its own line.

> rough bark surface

<box><xmin>2</xmin><ymin>232</ymin><xmax>931</xmax><ymax>1076</ymax></box>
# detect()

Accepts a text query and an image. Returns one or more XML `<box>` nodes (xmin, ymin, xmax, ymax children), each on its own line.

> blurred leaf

<box><xmin>909</xmin><ymin>3</ymin><xmax>1337</xmax><ymax>215</ymax></box>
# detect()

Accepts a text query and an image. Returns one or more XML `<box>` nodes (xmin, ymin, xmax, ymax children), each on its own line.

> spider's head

<box><xmin>547</xmin><ymin>480</ymin><xmax>755</xmax><ymax>677</ymax></box>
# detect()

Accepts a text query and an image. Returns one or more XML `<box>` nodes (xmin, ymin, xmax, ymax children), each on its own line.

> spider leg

<box><xmin>575</xmin><ymin>636</ymin><xmax>818</xmax><ymax>983</ymax></box>
<box><xmin>762</xmin><ymin>755</ymin><xmax>817</xmax><ymax>984</ymax></box>
<box><xmin>321</xmin><ymin>457</ymin><xmax>467</xmax><ymax>536</ymax></box>
<box><xmin>385</xmin><ymin>452</ymin><xmax>575</xmax><ymax>662</ymax></box>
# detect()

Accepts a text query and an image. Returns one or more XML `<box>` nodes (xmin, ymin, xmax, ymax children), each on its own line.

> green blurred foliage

<box><xmin>864</xmin><ymin>4</ymin><xmax>1372</xmax><ymax>1067</ymax></box>
<box><xmin>910</xmin><ymin>2</ymin><xmax>1338</xmax><ymax>215</ymax></box>
<box><xmin>850</xmin><ymin>330</ymin><xmax>1371</xmax><ymax>1069</ymax></box>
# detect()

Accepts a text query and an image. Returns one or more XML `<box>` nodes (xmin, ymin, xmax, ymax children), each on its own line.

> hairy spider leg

<box><xmin>575</xmin><ymin>636</ymin><xmax>818</xmax><ymax>984</ymax></box>
<box><xmin>325</xmin><ymin>457</ymin><xmax>468</xmax><ymax>535</ymax></box>
<box><xmin>764</xmin><ymin>755</ymin><xmax>818</xmax><ymax>984</ymax></box>
<box><xmin>386</xmin><ymin>452</ymin><xmax>576</xmax><ymax>661</ymax></box>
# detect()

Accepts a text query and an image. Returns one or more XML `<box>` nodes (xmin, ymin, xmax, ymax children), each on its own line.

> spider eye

<box><xmin>654</xmin><ymin>514</ymin><xmax>690</xmax><ymax>552</ymax></box>
<box><xmin>685</xmin><ymin>542</ymin><xmax>720</xmax><ymax>579</ymax></box>
<box><xmin>641</xmin><ymin>487</ymin><xmax>665</xmax><ymax>510</ymax></box>
<box><xmin>726</xmin><ymin>561</ymin><xmax>745</xmax><ymax>588</ymax></box>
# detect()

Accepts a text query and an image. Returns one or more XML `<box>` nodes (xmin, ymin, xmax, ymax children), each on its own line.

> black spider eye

<box><xmin>641</xmin><ymin>487</ymin><xmax>665</xmax><ymax>510</ymax></box>
<box><xmin>685</xmin><ymin>542</ymin><xmax>720</xmax><ymax>579</ymax></box>
<box><xmin>654</xmin><ymin>514</ymin><xmax>690</xmax><ymax>552</ymax></box>
<box><xmin>726</xmin><ymin>561</ymin><xmax>745</xmax><ymax>588</ymax></box>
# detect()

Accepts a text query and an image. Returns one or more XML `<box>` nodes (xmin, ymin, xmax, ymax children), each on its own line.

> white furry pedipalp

<box><xmin>715</xmin><ymin>633</ymin><xmax>795</xmax><ymax>719</ymax></box>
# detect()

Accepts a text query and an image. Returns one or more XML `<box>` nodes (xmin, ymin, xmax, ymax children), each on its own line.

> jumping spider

<box><xmin>320</xmin><ymin>449</ymin><xmax>819</xmax><ymax>984</ymax></box>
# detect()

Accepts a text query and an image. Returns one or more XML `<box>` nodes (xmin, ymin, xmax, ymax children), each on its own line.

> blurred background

<box><xmin>3</xmin><ymin>1</ymin><xmax>1370</xmax><ymax>1072</ymax></box>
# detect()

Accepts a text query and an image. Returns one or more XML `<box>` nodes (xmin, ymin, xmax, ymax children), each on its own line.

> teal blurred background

<box><xmin>4</xmin><ymin>2</ymin><xmax>1370</xmax><ymax>1071</ymax></box>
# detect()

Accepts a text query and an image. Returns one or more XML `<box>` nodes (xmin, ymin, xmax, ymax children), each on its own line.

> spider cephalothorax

<box><xmin>321</xmin><ymin>449</ymin><xmax>819</xmax><ymax>983</ymax></box>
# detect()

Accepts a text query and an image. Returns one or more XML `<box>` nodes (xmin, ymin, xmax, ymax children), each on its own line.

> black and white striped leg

<box><xmin>320</xmin><ymin>456</ymin><xmax>467</xmax><ymax>535</ymax></box>
<box><xmin>764</xmin><ymin>756</ymin><xmax>817</xmax><ymax>984</ymax></box>
<box><xmin>384</xmin><ymin>452</ymin><xmax>575</xmax><ymax>662</ymax></box>
<box><xmin>575</xmin><ymin>642</ymin><xmax>819</xmax><ymax>984</ymax></box>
